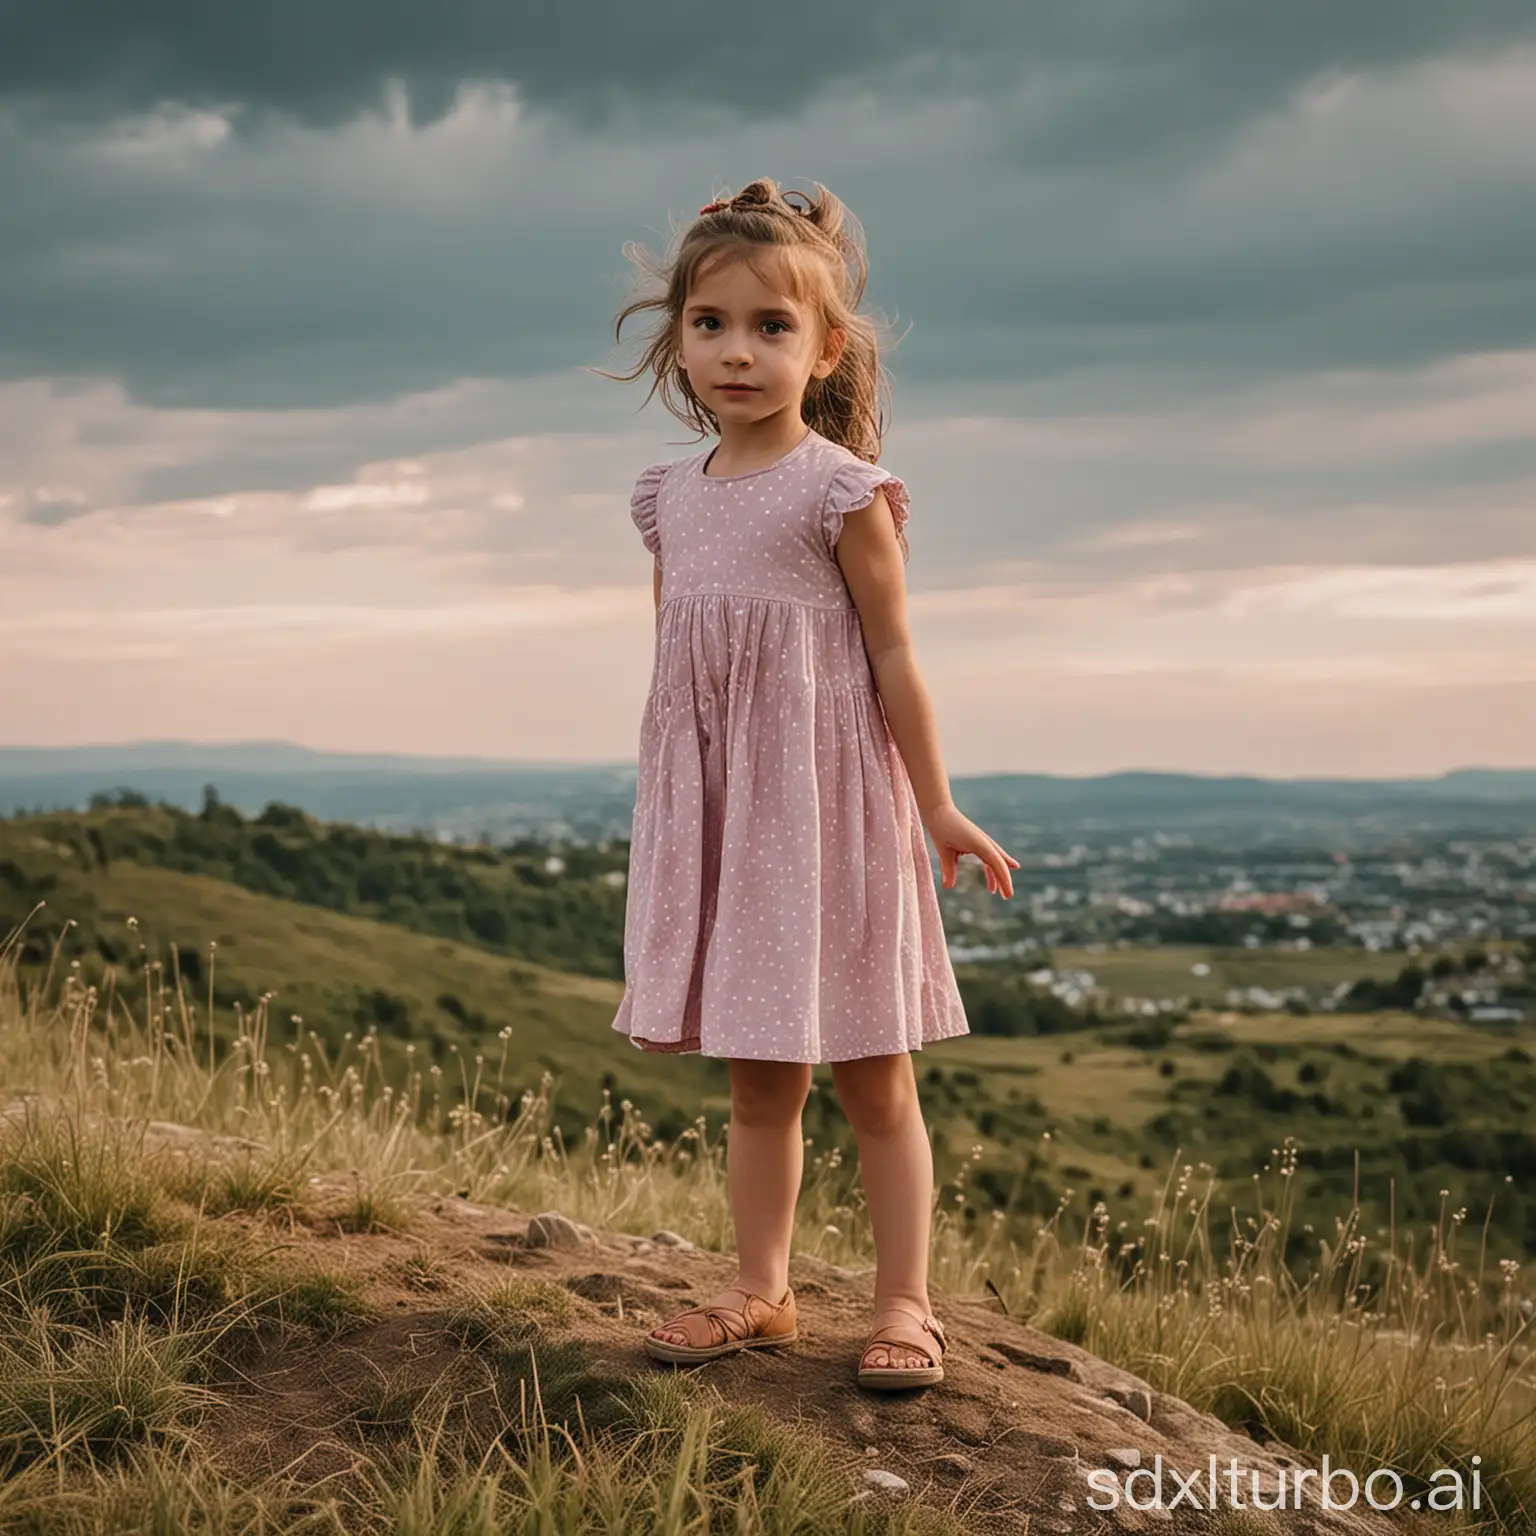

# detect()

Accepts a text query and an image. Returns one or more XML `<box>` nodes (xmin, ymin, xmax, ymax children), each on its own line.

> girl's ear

<box><xmin>816</xmin><ymin>326</ymin><xmax>848</xmax><ymax>378</ymax></box>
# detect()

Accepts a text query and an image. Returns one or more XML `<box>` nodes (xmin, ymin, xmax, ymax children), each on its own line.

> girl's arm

<box><xmin>837</xmin><ymin>491</ymin><xmax>1018</xmax><ymax>898</ymax></box>
<box><xmin>654</xmin><ymin>558</ymin><xmax>662</xmax><ymax>613</ymax></box>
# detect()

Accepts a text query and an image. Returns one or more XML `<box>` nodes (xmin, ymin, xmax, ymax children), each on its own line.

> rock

<box><xmin>1101</xmin><ymin>1385</ymin><xmax>1153</xmax><ymax>1423</ymax></box>
<box><xmin>986</xmin><ymin>1340</ymin><xmax>1076</xmax><ymax>1377</ymax></box>
<box><xmin>862</xmin><ymin>1469</ymin><xmax>908</xmax><ymax>1494</ymax></box>
<box><xmin>650</xmin><ymin>1229</ymin><xmax>694</xmax><ymax>1249</ymax></box>
<box><xmin>934</xmin><ymin>1453</ymin><xmax>974</xmax><ymax>1475</ymax></box>
<box><xmin>863</xmin><ymin>1445</ymin><xmax>879</xmax><ymax>1457</ymax></box>
<box><xmin>1104</xmin><ymin>1447</ymin><xmax>1141</xmax><ymax>1470</ymax></box>
<box><xmin>526</xmin><ymin>1211</ymin><xmax>592</xmax><ymax>1250</ymax></box>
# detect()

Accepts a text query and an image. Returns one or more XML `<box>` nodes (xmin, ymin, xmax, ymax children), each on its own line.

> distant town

<box><xmin>937</xmin><ymin>825</ymin><xmax>1533</xmax><ymax>1016</ymax></box>
<box><xmin>3</xmin><ymin>745</ymin><xmax>1531</xmax><ymax>1028</ymax></box>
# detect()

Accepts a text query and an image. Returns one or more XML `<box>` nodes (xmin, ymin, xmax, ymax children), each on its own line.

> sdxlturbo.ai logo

<box><xmin>1085</xmin><ymin>1454</ymin><xmax>1482</xmax><ymax>1515</ymax></box>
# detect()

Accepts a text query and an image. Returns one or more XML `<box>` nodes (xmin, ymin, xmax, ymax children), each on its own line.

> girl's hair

<box><xmin>598</xmin><ymin>177</ymin><xmax>898</xmax><ymax>463</ymax></box>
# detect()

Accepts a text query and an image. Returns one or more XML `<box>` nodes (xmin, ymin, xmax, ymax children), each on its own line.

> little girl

<box><xmin>601</xmin><ymin>178</ymin><xmax>1018</xmax><ymax>1390</ymax></box>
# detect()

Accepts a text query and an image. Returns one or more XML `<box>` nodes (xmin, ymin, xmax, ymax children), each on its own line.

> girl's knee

<box><xmin>728</xmin><ymin>1059</ymin><xmax>812</xmax><ymax>1125</ymax></box>
<box><xmin>830</xmin><ymin>1055</ymin><xmax>919</xmax><ymax>1137</ymax></box>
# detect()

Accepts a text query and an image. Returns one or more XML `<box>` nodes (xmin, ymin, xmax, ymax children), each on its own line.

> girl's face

<box><xmin>679</xmin><ymin>252</ymin><xmax>844</xmax><ymax>426</ymax></box>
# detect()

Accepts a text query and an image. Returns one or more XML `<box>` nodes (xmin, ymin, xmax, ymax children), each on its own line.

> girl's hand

<box><xmin>923</xmin><ymin>802</ymin><xmax>1020</xmax><ymax>898</ymax></box>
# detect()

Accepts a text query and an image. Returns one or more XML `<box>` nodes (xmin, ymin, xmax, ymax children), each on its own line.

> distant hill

<box><xmin>0</xmin><ymin>741</ymin><xmax>582</xmax><ymax>775</ymax></box>
<box><xmin>0</xmin><ymin>743</ymin><xmax>639</xmax><ymax>839</ymax></box>
<box><xmin>3</xmin><ymin>742</ymin><xmax>1533</xmax><ymax>837</ymax></box>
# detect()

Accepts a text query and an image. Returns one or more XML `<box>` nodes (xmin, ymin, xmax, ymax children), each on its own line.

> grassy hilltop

<box><xmin>2</xmin><ymin>896</ymin><xmax>1534</xmax><ymax>1530</ymax></box>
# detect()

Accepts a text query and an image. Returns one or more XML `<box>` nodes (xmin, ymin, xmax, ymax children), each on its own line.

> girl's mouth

<box><xmin>717</xmin><ymin>384</ymin><xmax>757</xmax><ymax>393</ymax></box>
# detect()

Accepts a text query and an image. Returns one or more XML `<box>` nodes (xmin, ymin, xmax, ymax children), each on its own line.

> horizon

<box><xmin>2</xmin><ymin>738</ymin><xmax>1534</xmax><ymax>786</ymax></box>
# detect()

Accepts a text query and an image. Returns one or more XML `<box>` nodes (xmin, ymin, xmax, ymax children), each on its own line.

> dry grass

<box><xmin>2</xmin><ymin>908</ymin><xmax>1533</xmax><ymax>1532</ymax></box>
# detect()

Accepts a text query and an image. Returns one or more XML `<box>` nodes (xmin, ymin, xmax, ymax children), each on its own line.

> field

<box><xmin>1051</xmin><ymin>943</ymin><xmax>1410</xmax><ymax>998</ymax></box>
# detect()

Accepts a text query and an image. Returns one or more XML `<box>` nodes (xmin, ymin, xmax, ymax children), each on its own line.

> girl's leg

<box><xmin>648</xmin><ymin>1057</ymin><xmax>811</xmax><ymax>1347</ymax></box>
<box><xmin>828</xmin><ymin>1050</ymin><xmax>934</xmax><ymax>1369</ymax></box>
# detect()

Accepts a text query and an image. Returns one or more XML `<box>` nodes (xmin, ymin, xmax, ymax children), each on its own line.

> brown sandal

<box><xmin>857</xmin><ymin>1306</ymin><xmax>947</xmax><ymax>1389</ymax></box>
<box><xmin>642</xmin><ymin>1284</ymin><xmax>798</xmax><ymax>1364</ymax></box>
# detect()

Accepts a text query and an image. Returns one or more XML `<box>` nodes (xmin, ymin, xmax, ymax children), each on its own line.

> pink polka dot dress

<box><xmin>611</xmin><ymin>426</ymin><xmax>971</xmax><ymax>1063</ymax></box>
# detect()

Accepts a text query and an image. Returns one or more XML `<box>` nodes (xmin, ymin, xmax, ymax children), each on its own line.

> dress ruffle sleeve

<box><xmin>822</xmin><ymin>460</ymin><xmax>911</xmax><ymax>564</ymax></box>
<box><xmin>630</xmin><ymin>461</ymin><xmax>669</xmax><ymax>558</ymax></box>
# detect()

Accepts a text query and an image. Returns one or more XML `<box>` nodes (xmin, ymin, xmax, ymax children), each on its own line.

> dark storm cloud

<box><xmin>2</xmin><ymin>0</ymin><xmax>1531</xmax><ymax>151</ymax></box>
<box><xmin>0</xmin><ymin>0</ymin><xmax>1533</xmax><ymax>432</ymax></box>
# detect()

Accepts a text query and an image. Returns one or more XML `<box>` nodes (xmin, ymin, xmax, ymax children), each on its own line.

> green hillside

<box><xmin>4</xmin><ymin>805</ymin><xmax>1535</xmax><ymax>1270</ymax></box>
<box><xmin>2</xmin><ymin>795</ymin><xmax>630</xmax><ymax>979</ymax></box>
<box><xmin>0</xmin><ymin>852</ymin><xmax>722</xmax><ymax>1148</ymax></box>
<box><xmin>940</xmin><ymin>1013</ymin><xmax>1536</xmax><ymax>1262</ymax></box>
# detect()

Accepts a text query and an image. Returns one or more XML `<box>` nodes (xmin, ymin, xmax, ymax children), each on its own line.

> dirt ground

<box><xmin>193</xmin><ymin>1187</ymin><xmax>1399</xmax><ymax>1536</ymax></box>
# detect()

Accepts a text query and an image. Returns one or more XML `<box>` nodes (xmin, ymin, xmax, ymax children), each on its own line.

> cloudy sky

<box><xmin>3</xmin><ymin>1</ymin><xmax>1534</xmax><ymax>776</ymax></box>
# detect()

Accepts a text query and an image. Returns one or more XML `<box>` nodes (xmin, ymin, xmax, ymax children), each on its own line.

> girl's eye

<box><xmin>691</xmin><ymin>317</ymin><xmax>790</xmax><ymax>335</ymax></box>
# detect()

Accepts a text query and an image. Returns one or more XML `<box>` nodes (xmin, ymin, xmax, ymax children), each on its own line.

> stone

<box><xmin>862</xmin><ymin>1469</ymin><xmax>908</xmax><ymax>1494</ymax></box>
<box><xmin>525</xmin><ymin>1211</ymin><xmax>591</xmax><ymax>1250</ymax></box>
<box><xmin>986</xmin><ymin>1340</ymin><xmax>1077</xmax><ymax>1377</ymax></box>
<box><xmin>934</xmin><ymin>1453</ymin><xmax>974</xmax><ymax>1475</ymax></box>
<box><xmin>1104</xmin><ymin>1447</ymin><xmax>1141</xmax><ymax>1470</ymax></box>
<box><xmin>1101</xmin><ymin>1385</ymin><xmax>1153</xmax><ymax>1423</ymax></box>
<box><xmin>650</xmin><ymin>1229</ymin><xmax>694</xmax><ymax>1249</ymax></box>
